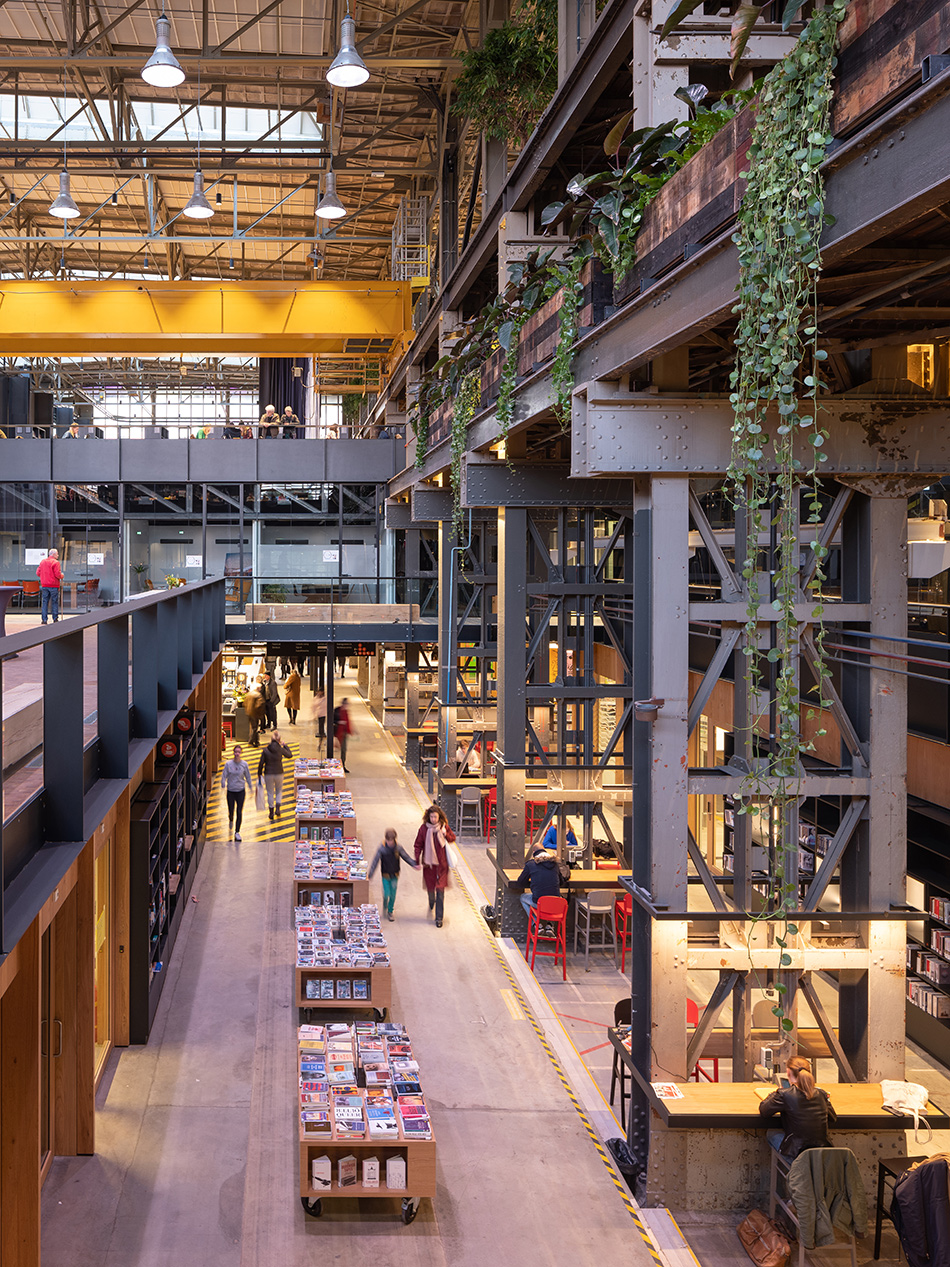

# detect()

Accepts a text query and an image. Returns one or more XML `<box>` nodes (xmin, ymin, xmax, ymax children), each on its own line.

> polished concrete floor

<box><xmin>40</xmin><ymin>677</ymin><xmax>656</xmax><ymax>1267</ymax></box>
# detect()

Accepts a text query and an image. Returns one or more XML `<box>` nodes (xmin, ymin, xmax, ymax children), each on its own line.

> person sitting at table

<box><xmin>758</xmin><ymin>1055</ymin><xmax>837</xmax><ymax>1159</ymax></box>
<box><xmin>455</xmin><ymin>741</ymin><xmax>481</xmax><ymax>776</ymax></box>
<box><xmin>514</xmin><ymin>847</ymin><xmax>562</xmax><ymax>928</ymax></box>
<box><xmin>540</xmin><ymin>819</ymin><xmax>578</xmax><ymax>854</ymax></box>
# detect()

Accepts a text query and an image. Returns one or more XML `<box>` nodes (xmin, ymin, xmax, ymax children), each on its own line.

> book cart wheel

<box><xmin>374</xmin><ymin>1007</ymin><xmax>388</xmax><ymax>1021</ymax></box>
<box><xmin>301</xmin><ymin>1197</ymin><xmax>323</xmax><ymax>1217</ymax></box>
<box><xmin>401</xmin><ymin>1197</ymin><xmax>420</xmax><ymax>1225</ymax></box>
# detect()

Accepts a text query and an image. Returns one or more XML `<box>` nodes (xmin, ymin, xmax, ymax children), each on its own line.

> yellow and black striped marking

<box><xmin>453</xmin><ymin>866</ymin><xmax>665</xmax><ymax>1267</ymax></box>
<box><xmin>207</xmin><ymin>740</ymin><xmax>300</xmax><ymax>844</ymax></box>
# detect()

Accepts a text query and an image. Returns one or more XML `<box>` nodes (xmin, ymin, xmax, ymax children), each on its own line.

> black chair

<box><xmin>610</xmin><ymin>996</ymin><xmax>632</xmax><ymax>1129</ymax></box>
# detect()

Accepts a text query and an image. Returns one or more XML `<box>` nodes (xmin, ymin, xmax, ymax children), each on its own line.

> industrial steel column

<box><xmin>496</xmin><ymin>506</ymin><xmax>529</xmax><ymax>935</ymax></box>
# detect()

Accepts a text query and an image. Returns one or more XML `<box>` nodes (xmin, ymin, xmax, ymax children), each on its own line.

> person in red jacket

<box><xmin>413</xmin><ymin>804</ymin><xmax>456</xmax><ymax>927</ymax></box>
<box><xmin>37</xmin><ymin>548</ymin><xmax>63</xmax><ymax>624</ymax></box>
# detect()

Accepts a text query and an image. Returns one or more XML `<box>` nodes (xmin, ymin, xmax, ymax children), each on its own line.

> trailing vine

<box><xmin>552</xmin><ymin>249</ymin><xmax>586</xmax><ymax>429</ymax></box>
<box><xmin>450</xmin><ymin>371</ymin><xmax>481</xmax><ymax>543</ymax></box>
<box><xmin>727</xmin><ymin>0</ymin><xmax>847</xmax><ymax>1028</ymax></box>
<box><xmin>495</xmin><ymin>309</ymin><xmax>527</xmax><ymax>456</ymax></box>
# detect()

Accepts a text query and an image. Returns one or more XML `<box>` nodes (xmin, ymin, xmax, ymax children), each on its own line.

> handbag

<box><xmin>254</xmin><ymin>778</ymin><xmax>266</xmax><ymax>812</ymax></box>
<box><xmin>881</xmin><ymin>1078</ymin><xmax>933</xmax><ymax>1142</ymax></box>
<box><xmin>737</xmin><ymin>1210</ymin><xmax>790</xmax><ymax>1267</ymax></box>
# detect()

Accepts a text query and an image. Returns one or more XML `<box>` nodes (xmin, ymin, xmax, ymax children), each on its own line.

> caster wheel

<box><xmin>374</xmin><ymin>1007</ymin><xmax>388</xmax><ymax>1021</ymax></box>
<box><xmin>401</xmin><ymin>1198</ymin><xmax>419</xmax><ymax>1225</ymax></box>
<box><xmin>301</xmin><ymin>1197</ymin><xmax>323</xmax><ymax>1217</ymax></box>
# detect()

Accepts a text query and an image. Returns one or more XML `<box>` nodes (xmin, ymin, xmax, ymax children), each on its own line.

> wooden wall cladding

<box><xmin>833</xmin><ymin>0</ymin><xmax>950</xmax><ymax>136</ymax></box>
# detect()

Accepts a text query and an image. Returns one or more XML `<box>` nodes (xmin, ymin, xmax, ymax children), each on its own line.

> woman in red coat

<box><xmin>413</xmin><ymin>804</ymin><xmax>456</xmax><ymax>927</ymax></box>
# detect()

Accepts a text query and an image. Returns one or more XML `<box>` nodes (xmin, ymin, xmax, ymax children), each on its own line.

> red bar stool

<box><xmin>525</xmin><ymin>896</ymin><xmax>568</xmax><ymax>981</ymax></box>
<box><xmin>483</xmin><ymin>786</ymin><xmax>497</xmax><ymax>840</ymax></box>
<box><xmin>614</xmin><ymin>893</ymin><xmax>632</xmax><ymax>973</ymax></box>
<box><xmin>686</xmin><ymin>998</ymin><xmax>719</xmax><ymax>1082</ymax></box>
<box><xmin>525</xmin><ymin>800</ymin><xmax>548</xmax><ymax>836</ymax></box>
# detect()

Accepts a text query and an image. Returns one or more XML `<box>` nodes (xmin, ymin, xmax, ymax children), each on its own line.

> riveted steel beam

<box><xmin>463</xmin><ymin>458</ymin><xmax>632</xmax><ymax>507</ymax></box>
<box><xmin>572</xmin><ymin>389</ymin><xmax>950</xmax><ymax>477</ymax></box>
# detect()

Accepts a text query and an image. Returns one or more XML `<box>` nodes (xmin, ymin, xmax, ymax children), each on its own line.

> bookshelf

<box><xmin>905</xmin><ymin>874</ymin><xmax>950</xmax><ymax>1063</ymax></box>
<box><xmin>129</xmin><ymin>712</ymin><xmax>208</xmax><ymax>1043</ymax></box>
<box><xmin>293</xmin><ymin>877</ymin><xmax>370</xmax><ymax>910</ymax></box>
<box><xmin>295</xmin><ymin>964</ymin><xmax>392</xmax><ymax>1014</ymax></box>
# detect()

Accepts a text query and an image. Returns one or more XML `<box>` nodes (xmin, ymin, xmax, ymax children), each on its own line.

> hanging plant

<box><xmin>552</xmin><ymin>248</ymin><xmax>587</xmax><ymax>429</ymax></box>
<box><xmin>540</xmin><ymin>87</ymin><xmax>756</xmax><ymax>279</ymax></box>
<box><xmin>453</xmin><ymin>0</ymin><xmax>557</xmax><ymax>144</ymax></box>
<box><xmin>450</xmin><ymin>371</ymin><xmax>481</xmax><ymax>543</ymax></box>
<box><xmin>727</xmin><ymin>0</ymin><xmax>847</xmax><ymax>1026</ymax></box>
<box><xmin>660</xmin><ymin>0</ymin><xmax>813</xmax><ymax>78</ymax></box>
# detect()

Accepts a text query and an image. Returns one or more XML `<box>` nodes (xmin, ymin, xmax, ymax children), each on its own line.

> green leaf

<box><xmin>730</xmin><ymin>5</ymin><xmax>765</xmax><ymax>79</ymax></box>
<box><xmin>540</xmin><ymin>201</ymin><xmax>567</xmax><ymax>227</ymax></box>
<box><xmin>603</xmin><ymin>110</ymin><xmax>636</xmax><ymax>158</ymax></box>
<box><xmin>497</xmin><ymin>320</ymin><xmax>515</xmax><ymax>354</ymax></box>
<box><xmin>780</xmin><ymin>953</ymin><xmax>792</xmax><ymax>966</ymax></box>
<box><xmin>781</xmin><ymin>1017</ymin><xmax>795</xmax><ymax>1032</ymax></box>
<box><xmin>658</xmin><ymin>0</ymin><xmax>705</xmax><ymax>41</ymax></box>
<box><xmin>780</xmin><ymin>0</ymin><xmax>807</xmax><ymax>27</ymax></box>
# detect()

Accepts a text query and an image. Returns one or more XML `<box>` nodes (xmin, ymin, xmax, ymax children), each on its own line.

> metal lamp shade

<box><xmin>49</xmin><ymin>172</ymin><xmax>80</xmax><ymax>219</ymax></box>
<box><xmin>142</xmin><ymin>16</ymin><xmax>185</xmax><ymax>87</ymax></box>
<box><xmin>326</xmin><ymin>16</ymin><xmax>369</xmax><ymax>88</ymax></box>
<box><xmin>315</xmin><ymin>170</ymin><xmax>346</xmax><ymax>220</ymax></box>
<box><xmin>182</xmin><ymin>171</ymin><xmax>214</xmax><ymax>220</ymax></box>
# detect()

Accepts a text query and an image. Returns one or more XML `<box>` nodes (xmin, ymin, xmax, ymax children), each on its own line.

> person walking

<box><xmin>243</xmin><ymin>686</ymin><xmax>265</xmax><ymax>747</ymax></box>
<box><xmin>257</xmin><ymin>729</ymin><xmax>292</xmax><ymax>821</ymax></box>
<box><xmin>313</xmin><ymin>687</ymin><xmax>327</xmax><ymax>748</ymax></box>
<box><xmin>333</xmin><ymin>697</ymin><xmax>352</xmax><ymax>772</ymax></box>
<box><xmin>262</xmin><ymin>671</ymin><xmax>279</xmax><ymax>732</ymax></box>
<box><xmin>220</xmin><ymin>744</ymin><xmax>253</xmax><ymax>841</ymax></box>
<box><xmin>37</xmin><ymin>548</ymin><xmax>63</xmax><ymax>624</ymax></box>
<box><xmin>368</xmin><ymin>829</ymin><xmax>419</xmax><ymax>921</ymax></box>
<box><xmin>413</xmin><ymin>804</ymin><xmax>456</xmax><ymax>928</ymax></box>
<box><xmin>283</xmin><ymin>666</ymin><xmax>301</xmax><ymax>724</ymax></box>
<box><xmin>336</xmin><ymin>650</ymin><xmax>347</xmax><ymax>678</ymax></box>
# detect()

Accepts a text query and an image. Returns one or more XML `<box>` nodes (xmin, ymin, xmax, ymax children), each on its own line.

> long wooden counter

<box><xmin>488</xmin><ymin>847</ymin><xmax>628</xmax><ymax>892</ymax></box>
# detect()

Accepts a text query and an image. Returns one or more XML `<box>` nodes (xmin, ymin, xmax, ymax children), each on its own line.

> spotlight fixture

<box><xmin>111</xmin><ymin>190</ymin><xmax>118</xmax><ymax>205</ymax></box>
<box><xmin>228</xmin><ymin>256</ymin><xmax>235</xmax><ymax>269</ymax></box>
<box><xmin>215</xmin><ymin>191</ymin><xmax>222</xmax><ymax>206</ymax></box>
<box><xmin>49</xmin><ymin>171</ymin><xmax>80</xmax><ymax>219</ymax></box>
<box><xmin>326</xmin><ymin>12</ymin><xmax>369</xmax><ymax>88</ymax></box>
<box><xmin>315</xmin><ymin>169</ymin><xmax>346</xmax><ymax>219</ymax></box>
<box><xmin>142</xmin><ymin>14</ymin><xmax>185</xmax><ymax>88</ymax></box>
<box><xmin>182</xmin><ymin>170</ymin><xmax>213</xmax><ymax>219</ymax></box>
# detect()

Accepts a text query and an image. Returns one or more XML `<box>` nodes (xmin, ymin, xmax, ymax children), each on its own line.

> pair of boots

<box><xmin>268</xmin><ymin>804</ymin><xmax>282</xmax><ymax>821</ymax></box>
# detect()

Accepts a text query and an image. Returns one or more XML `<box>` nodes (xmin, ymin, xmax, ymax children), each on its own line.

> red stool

<box><xmin>525</xmin><ymin>896</ymin><xmax>568</xmax><ymax>981</ymax></box>
<box><xmin>525</xmin><ymin>800</ymin><xmax>548</xmax><ymax>836</ymax></box>
<box><xmin>614</xmin><ymin>893</ymin><xmax>632</xmax><ymax>973</ymax></box>
<box><xmin>686</xmin><ymin>998</ymin><xmax>719</xmax><ymax>1082</ymax></box>
<box><xmin>483</xmin><ymin>787</ymin><xmax>497</xmax><ymax>840</ymax></box>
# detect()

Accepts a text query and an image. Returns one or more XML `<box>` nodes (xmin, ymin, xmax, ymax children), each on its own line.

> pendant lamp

<box><xmin>326</xmin><ymin>15</ymin><xmax>369</xmax><ymax>88</ymax></box>
<box><xmin>142</xmin><ymin>15</ymin><xmax>185</xmax><ymax>87</ymax></box>
<box><xmin>49</xmin><ymin>171</ymin><xmax>80</xmax><ymax>219</ymax></box>
<box><xmin>183</xmin><ymin>171</ymin><xmax>214</xmax><ymax>219</ymax></box>
<box><xmin>315</xmin><ymin>169</ymin><xmax>346</xmax><ymax>219</ymax></box>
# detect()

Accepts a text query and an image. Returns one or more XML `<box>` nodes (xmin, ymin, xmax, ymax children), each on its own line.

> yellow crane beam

<box><xmin>0</xmin><ymin>280</ymin><xmax>412</xmax><ymax>355</ymax></box>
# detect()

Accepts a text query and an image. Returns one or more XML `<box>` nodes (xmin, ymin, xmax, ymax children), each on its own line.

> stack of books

<box><xmin>294</xmin><ymin>789</ymin><xmax>356</xmax><ymax>821</ymax></box>
<box><xmin>295</xmin><ymin>757</ymin><xmax>345</xmax><ymax>779</ymax></box>
<box><xmin>293</xmin><ymin>840</ymin><xmax>367</xmax><ymax>885</ymax></box>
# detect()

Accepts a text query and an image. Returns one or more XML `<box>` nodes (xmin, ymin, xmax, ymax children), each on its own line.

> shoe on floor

<box><xmin>436</xmin><ymin>919</ymin><xmax>443</xmax><ymax>928</ymax></box>
<box><xmin>275</xmin><ymin>804</ymin><xmax>281</xmax><ymax>819</ymax></box>
<box><xmin>269</xmin><ymin>808</ymin><xmax>274</xmax><ymax>821</ymax></box>
<box><xmin>388</xmin><ymin>912</ymin><xmax>395</xmax><ymax>921</ymax></box>
<box><xmin>234</xmin><ymin>832</ymin><xmax>242</xmax><ymax>841</ymax></box>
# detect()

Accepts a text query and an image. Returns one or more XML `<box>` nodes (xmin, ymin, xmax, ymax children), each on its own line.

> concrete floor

<box><xmin>40</xmin><ymin>676</ymin><xmax>657</xmax><ymax>1267</ymax></box>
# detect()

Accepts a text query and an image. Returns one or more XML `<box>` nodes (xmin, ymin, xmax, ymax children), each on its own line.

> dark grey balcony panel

<box><xmin>412</xmin><ymin>485</ymin><xmax>453</xmax><ymax>521</ymax></box>
<box><xmin>258</xmin><ymin>438</ymin><xmax>328</xmax><ymax>482</ymax></box>
<box><xmin>384</xmin><ymin>499</ymin><xmax>413</xmax><ymax>530</ymax></box>
<box><xmin>326</xmin><ymin>439</ymin><xmax>399</xmax><ymax>482</ymax></box>
<box><xmin>1</xmin><ymin>438</ymin><xmax>52</xmax><ymax>479</ymax></box>
<box><xmin>188</xmin><ymin>439</ymin><xmax>258</xmax><ymax>482</ymax></box>
<box><xmin>52</xmin><ymin>440</ymin><xmax>120</xmax><ymax>482</ymax></box>
<box><xmin>120</xmin><ymin>439</ymin><xmax>189</xmax><ymax>481</ymax></box>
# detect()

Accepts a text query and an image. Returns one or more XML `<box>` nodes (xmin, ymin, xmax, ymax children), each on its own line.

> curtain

<box><xmin>258</xmin><ymin>357</ymin><xmax>310</xmax><ymax>426</ymax></box>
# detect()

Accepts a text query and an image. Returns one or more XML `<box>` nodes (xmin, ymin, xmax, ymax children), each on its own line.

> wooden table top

<box><xmin>607</xmin><ymin>1031</ymin><xmax>948</xmax><ymax>1128</ymax></box>
<box><xmin>488</xmin><ymin>849</ymin><xmax>629</xmax><ymax>891</ymax></box>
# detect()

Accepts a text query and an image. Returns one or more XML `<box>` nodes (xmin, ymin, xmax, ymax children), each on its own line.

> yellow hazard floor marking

<box><xmin>500</xmin><ymin>988</ymin><xmax>525</xmax><ymax>1020</ymax></box>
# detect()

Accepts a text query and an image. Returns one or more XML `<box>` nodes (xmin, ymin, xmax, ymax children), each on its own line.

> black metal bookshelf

<box><xmin>129</xmin><ymin>712</ymin><xmax>208</xmax><ymax>1043</ymax></box>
